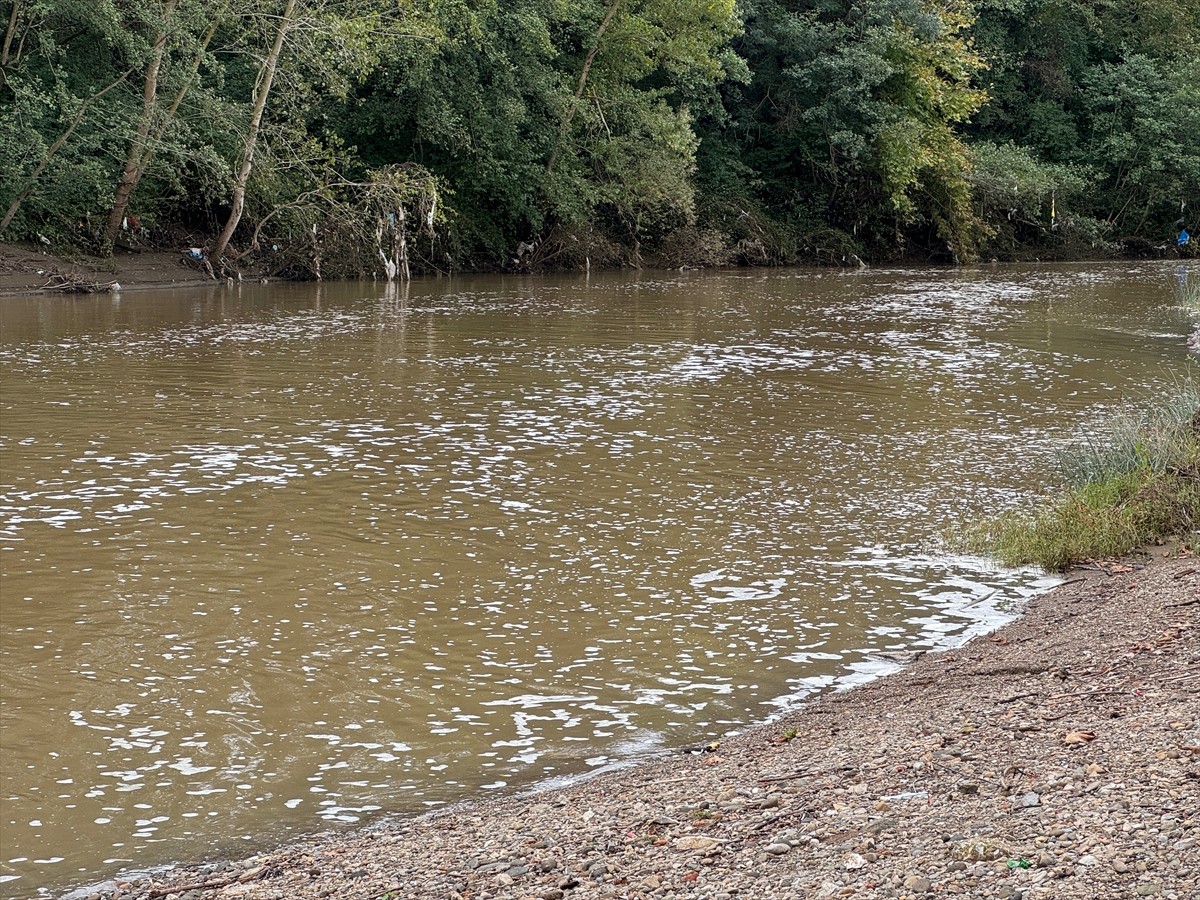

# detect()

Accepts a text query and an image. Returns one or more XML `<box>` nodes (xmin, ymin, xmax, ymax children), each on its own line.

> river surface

<box><xmin>1</xmin><ymin>263</ymin><xmax>1196</xmax><ymax>895</ymax></box>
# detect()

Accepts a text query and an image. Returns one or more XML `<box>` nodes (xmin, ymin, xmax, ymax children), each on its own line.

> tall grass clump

<box><xmin>971</xmin><ymin>382</ymin><xmax>1200</xmax><ymax>571</ymax></box>
<box><xmin>1178</xmin><ymin>277</ymin><xmax>1200</xmax><ymax>312</ymax></box>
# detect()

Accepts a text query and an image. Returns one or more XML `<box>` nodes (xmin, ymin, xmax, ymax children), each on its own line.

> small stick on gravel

<box><xmin>146</xmin><ymin>867</ymin><xmax>266</xmax><ymax>898</ymax></box>
<box><xmin>756</xmin><ymin>770</ymin><xmax>819</xmax><ymax>783</ymax></box>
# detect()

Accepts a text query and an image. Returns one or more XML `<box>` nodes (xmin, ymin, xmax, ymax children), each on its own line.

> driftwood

<box><xmin>145</xmin><ymin>865</ymin><xmax>267</xmax><ymax>898</ymax></box>
<box><xmin>41</xmin><ymin>272</ymin><xmax>119</xmax><ymax>293</ymax></box>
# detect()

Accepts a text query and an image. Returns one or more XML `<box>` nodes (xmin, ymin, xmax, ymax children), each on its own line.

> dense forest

<box><xmin>1</xmin><ymin>0</ymin><xmax>1197</xmax><ymax>276</ymax></box>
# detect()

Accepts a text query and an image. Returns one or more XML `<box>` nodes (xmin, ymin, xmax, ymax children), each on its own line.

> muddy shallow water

<box><xmin>1</xmin><ymin>263</ymin><xmax>1195</xmax><ymax>895</ymax></box>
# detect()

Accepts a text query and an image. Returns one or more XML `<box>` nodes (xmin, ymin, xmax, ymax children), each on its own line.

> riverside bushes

<box><xmin>972</xmin><ymin>386</ymin><xmax>1200</xmax><ymax>571</ymax></box>
<box><xmin>3</xmin><ymin>1</ymin><xmax>1197</xmax><ymax>271</ymax></box>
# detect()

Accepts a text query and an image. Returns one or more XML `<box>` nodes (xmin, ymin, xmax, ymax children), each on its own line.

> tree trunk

<box><xmin>102</xmin><ymin>0</ymin><xmax>180</xmax><ymax>253</ymax></box>
<box><xmin>2</xmin><ymin>0</ymin><xmax>24</xmax><ymax>68</ymax></box>
<box><xmin>546</xmin><ymin>0</ymin><xmax>621</xmax><ymax>174</ymax></box>
<box><xmin>398</xmin><ymin>203</ymin><xmax>410</xmax><ymax>279</ymax></box>
<box><xmin>211</xmin><ymin>0</ymin><xmax>297</xmax><ymax>262</ymax></box>
<box><xmin>133</xmin><ymin>14</ymin><xmax>221</xmax><ymax>175</ymax></box>
<box><xmin>1</xmin><ymin>69</ymin><xmax>132</xmax><ymax>233</ymax></box>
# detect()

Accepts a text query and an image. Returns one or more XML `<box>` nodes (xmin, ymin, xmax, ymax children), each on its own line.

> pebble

<box><xmin>674</xmin><ymin>836</ymin><xmax>722</xmax><ymax>853</ymax></box>
<box><xmin>903</xmin><ymin>875</ymin><xmax>932</xmax><ymax>893</ymax></box>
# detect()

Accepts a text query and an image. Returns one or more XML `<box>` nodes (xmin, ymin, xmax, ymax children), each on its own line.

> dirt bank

<box><xmin>56</xmin><ymin>550</ymin><xmax>1199</xmax><ymax>900</ymax></box>
<box><xmin>0</xmin><ymin>243</ymin><xmax>219</xmax><ymax>297</ymax></box>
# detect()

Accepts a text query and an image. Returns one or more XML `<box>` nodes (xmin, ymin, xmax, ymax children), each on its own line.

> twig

<box><xmin>1045</xmin><ymin>689</ymin><xmax>1130</xmax><ymax>702</ymax></box>
<box><xmin>998</xmin><ymin>691</ymin><xmax>1041</xmax><ymax>704</ymax></box>
<box><xmin>1165</xmin><ymin>597</ymin><xmax>1200</xmax><ymax>609</ymax></box>
<box><xmin>146</xmin><ymin>866</ymin><xmax>266</xmax><ymax>898</ymax></box>
<box><xmin>643</xmin><ymin>776</ymin><xmax>698</xmax><ymax>787</ymax></box>
<box><xmin>751</xmin><ymin>808</ymin><xmax>807</xmax><ymax>832</ymax></box>
<box><xmin>757</xmin><ymin>770</ymin><xmax>819</xmax><ymax>783</ymax></box>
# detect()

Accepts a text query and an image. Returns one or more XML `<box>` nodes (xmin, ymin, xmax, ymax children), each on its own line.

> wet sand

<box><xmin>1</xmin><ymin>243</ymin><xmax>223</xmax><ymax>297</ymax></box>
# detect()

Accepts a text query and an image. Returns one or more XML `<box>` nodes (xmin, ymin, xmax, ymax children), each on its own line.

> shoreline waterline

<box><xmin>48</xmin><ymin>550</ymin><xmax>1199</xmax><ymax>900</ymax></box>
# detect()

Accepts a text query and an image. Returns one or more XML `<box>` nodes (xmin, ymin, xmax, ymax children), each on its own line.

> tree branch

<box><xmin>1</xmin><ymin>68</ymin><xmax>134</xmax><ymax>234</ymax></box>
<box><xmin>546</xmin><ymin>0</ymin><xmax>622</xmax><ymax>174</ymax></box>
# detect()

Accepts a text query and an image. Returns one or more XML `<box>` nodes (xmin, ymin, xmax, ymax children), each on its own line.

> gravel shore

<box><xmin>65</xmin><ymin>553</ymin><xmax>1199</xmax><ymax>900</ymax></box>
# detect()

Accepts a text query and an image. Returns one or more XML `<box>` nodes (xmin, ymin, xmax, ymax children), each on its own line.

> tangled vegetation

<box><xmin>969</xmin><ymin>384</ymin><xmax>1200</xmax><ymax>571</ymax></box>
<box><xmin>2</xmin><ymin>0</ymin><xmax>1198</xmax><ymax>274</ymax></box>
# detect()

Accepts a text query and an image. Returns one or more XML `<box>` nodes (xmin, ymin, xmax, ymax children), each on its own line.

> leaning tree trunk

<box><xmin>102</xmin><ymin>0</ymin><xmax>179</xmax><ymax>253</ymax></box>
<box><xmin>2</xmin><ymin>0</ymin><xmax>24</xmax><ymax>68</ymax></box>
<box><xmin>211</xmin><ymin>0</ymin><xmax>297</xmax><ymax>262</ymax></box>
<box><xmin>546</xmin><ymin>0</ymin><xmax>621</xmax><ymax>175</ymax></box>
<box><xmin>132</xmin><ymin>14</ymin><xmax>222</xmax><ymax>183</ymax></box>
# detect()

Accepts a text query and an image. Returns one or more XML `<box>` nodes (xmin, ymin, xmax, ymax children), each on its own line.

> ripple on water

<box><xmin>0</xmin><ymin>263</ymin><xmax>1193</xmax><ymax>894</ymax></box>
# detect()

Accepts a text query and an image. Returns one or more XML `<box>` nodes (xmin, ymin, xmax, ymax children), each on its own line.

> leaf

<box><xmin>1063</xmin><ymin>730</ymin><xmax>1097</xmax><ymax>745</ymax></box>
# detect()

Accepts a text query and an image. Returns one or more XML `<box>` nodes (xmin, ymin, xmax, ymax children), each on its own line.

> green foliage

<box><xmin>969</xmin><ymin>0</ymin><xmax>1200</xmax><ymax>247</ymax></box>
<box><xmin>327</xmin><ymin>0</ymin><xmax>741</xmax><ymax>266</ymax></box>
<box><xmin>1</xmin><ymin>0</ymin><xmax>1196</xmax><ymax>265</ymax></box>
<box><xmin>967</xmin><ymin>141</ymin><xmax>1085</xmax><ymax>212</ymax></box>
<box><xmin>966</xmin><ymin>140</ymin><xmax>1093</xmax><ymax>255</ymax></box>
<box><xmin>1078</xmin><ymin>53</ymin><xmax>1200</xmax><ymax>237</ymax></box>
<box><xmin>872</xmin><ymin>1</ymin><xmax>988</xmax><ymax>259</ymax></box>
<box><xmin>697</xmin><ymin>0</ymin><xmax>992</xmax><ymax>263</ymax></box>
<box><xmin>967</xmin><ymin>384</ymin><xmax>1200</xmax><ymax>571</ymax></box>
<box><xmin>0</xmin><ymin>0</ymin><xmax>136</xmax><ymax>242</ymax></box>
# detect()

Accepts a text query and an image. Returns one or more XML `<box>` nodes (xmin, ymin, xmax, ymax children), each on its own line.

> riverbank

<box><xmin>61</xmin><ymin>550</ymin><xmax>1198</xmax><ymax>900</ymax></box>
<box><xmin>5</xmin><ymin>241</ymin><xmax>1197</xmax><ymax>301</ymax></box>
<box><xmin>0</xmin><ymin>243</ymin><xmax>220</xmax><ymax>297</ymax></box>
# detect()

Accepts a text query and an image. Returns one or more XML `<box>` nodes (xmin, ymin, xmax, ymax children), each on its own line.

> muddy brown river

<box><xmin>1</xmin><ymin>263</ymin><xmax>1196</xmax><ymax>895</ymax></box>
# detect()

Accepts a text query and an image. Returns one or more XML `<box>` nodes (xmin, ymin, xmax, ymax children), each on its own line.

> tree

<box><xmin>100</xmin><ymin>0</ymin><xmax>226</xmax><ymax>253</ymax></box>
<box><xmin>211</xmin><ymin>0</ymin><xmax>297</xmax><ymax>261</ymax></box>
<box><xmin>1078</xmin><ymin>53</ymin><xmax>1200</xmax><ymax>237</ymax></box>
<box><xmin>1</xmin><ymin>0</ymin><xmax>143</xmax><ymax>240</ymax></box>
<box><xmin>872</xmin><ymin>0</ymin><xmax>988</xmax><ymax>259</ymax></box>
<box><xmin>701</xmin><ymin>0</ymin><xmax>987</xmax><ymax>260</ymax></box>
<box><xmin>1</xmin><ymin>66</ymin><xmax>131</xmax><ymax>232</ymax></box>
